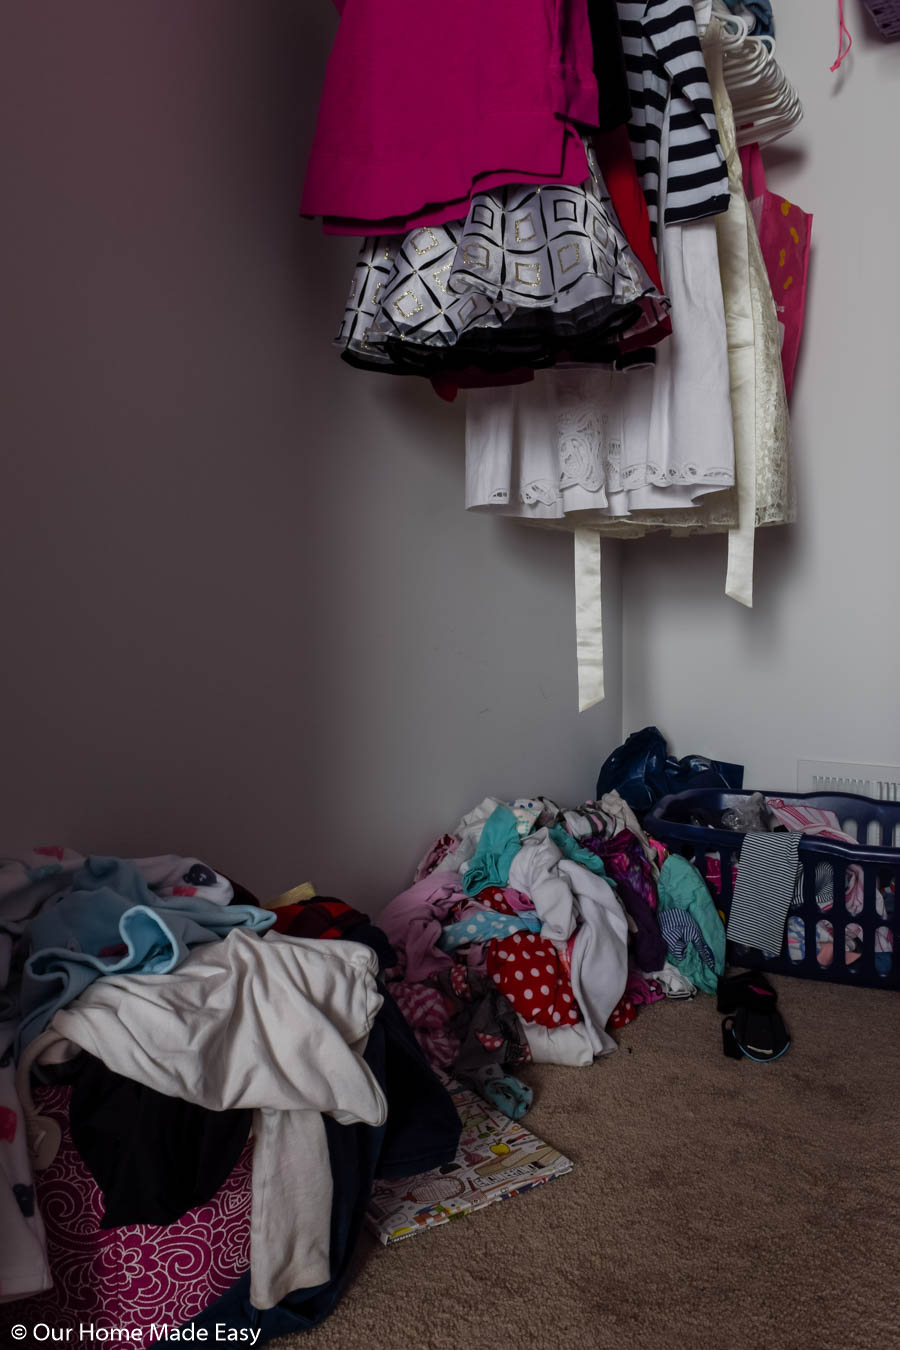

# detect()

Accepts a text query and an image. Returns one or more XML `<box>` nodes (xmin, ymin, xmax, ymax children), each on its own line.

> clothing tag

<box><xmin>268</xmin><ymin>881</ymin><xmax>316</xmax><ymax>910</ymax></box>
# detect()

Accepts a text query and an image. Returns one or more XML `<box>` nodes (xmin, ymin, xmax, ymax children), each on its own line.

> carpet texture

<box><xmin>280</xmin><ymin>976</ymin><xmax>900</xmax><ymax>1350</ymax></box>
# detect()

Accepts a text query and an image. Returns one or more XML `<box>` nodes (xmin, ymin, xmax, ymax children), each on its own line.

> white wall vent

<box><xmin>797</xmin><ymin>759</ymin><xmax>900</xmax><ymax>801</ymax></box>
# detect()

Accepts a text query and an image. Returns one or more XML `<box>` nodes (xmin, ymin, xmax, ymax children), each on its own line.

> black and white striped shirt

<box><xmin>617</xmin><ymin>0</ymin><xmax>729</xmax><ymax>231</ymax></box>
<box><xmin>726</xmin><ymin>831</ymin><xmax>803</xmax><ymax>957</ymax></box>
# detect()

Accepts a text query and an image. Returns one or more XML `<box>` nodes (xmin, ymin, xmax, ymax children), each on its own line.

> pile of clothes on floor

<box><xmin>1</xmin><ymin>849</ymin><xmax>461</xmax><ymax>1342</ymax></box>
<box><xmin>379</xmin><ymin>790</ymin><xmax>728</xmax><ymax>1120</ymax></box>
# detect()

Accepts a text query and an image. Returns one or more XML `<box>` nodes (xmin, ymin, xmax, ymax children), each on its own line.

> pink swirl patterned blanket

<box><xmin>0</xmin><ymin>1085</ymin><xmax>251</xmax><ymax>1345</ymax></box>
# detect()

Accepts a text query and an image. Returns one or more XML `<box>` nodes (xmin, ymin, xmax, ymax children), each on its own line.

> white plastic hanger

<box><xmin>711</xmin><ymin>0</ymin><xmax>803</xmax><ymax>147</ymax></box>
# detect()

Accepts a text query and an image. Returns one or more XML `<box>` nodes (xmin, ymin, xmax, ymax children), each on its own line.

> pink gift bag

<box><xmin>741</xmin><ymin>144</ymin><xmax>813</xmax><ymax>400</ymax></box>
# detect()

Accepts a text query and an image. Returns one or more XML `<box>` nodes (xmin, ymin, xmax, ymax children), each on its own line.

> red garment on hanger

<box><xmin>593</xmin><ymin>127</ymin><xmax>671</xmax><ymax>350</ymax></box>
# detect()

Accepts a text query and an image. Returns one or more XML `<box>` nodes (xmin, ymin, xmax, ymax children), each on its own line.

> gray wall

<box><xmin>621</xmin><ymin>3</ymin><xmax>900</xmax><ymax>787</ymax></box>
<box><xmin>0</xmin><ymin>2</ymin><xmax>623</xmax><ymax>907</ymax></box>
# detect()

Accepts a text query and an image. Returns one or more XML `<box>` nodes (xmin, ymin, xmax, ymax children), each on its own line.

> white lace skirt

<box><xmin>465</xmin><ymin>205</ymin><xmax>736</xmax><ymax>521</ymax></box>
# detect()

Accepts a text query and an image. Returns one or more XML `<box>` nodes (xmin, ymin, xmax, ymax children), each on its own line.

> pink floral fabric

<box><xmin>0</xmin><ymin>1086</ymin><xmax>251</xmax><ymax>1347</ymax></box>
<box><xmin>390</xmin><ymin>980</ymin><xmax>460</xmax><ymax>1070</ymax></box>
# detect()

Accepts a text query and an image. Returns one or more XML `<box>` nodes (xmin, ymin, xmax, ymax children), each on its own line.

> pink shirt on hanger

<box><xmin>301</xmin><ymin>0</ymin><xmax>601</xmax><ymax>233</ymax></box>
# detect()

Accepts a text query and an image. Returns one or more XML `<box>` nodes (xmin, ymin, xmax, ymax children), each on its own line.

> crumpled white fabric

<box><xmin>19</xmin><ymin>930</ymin><xmax>386</xmax><ymax>1310</ymax></box>
<box><xmin>507</xmin><ymin>830</ymin><xmax>578</xmax><ymax>943</ymax></box>
<box><xmin>649</xmin><ymin>961</ymin><xmax>697</xmax><ymax>998</ymax></box>
<box><xmin>523</xmin><ymin>1018</ymin><xmax>595</xmax><ymax>1067</ymax></box>
<box><xmin>562</xmin><ymin>862</ymin><xmax>630</xmax><ymax>1056</ymax></box>
<box><xmin>509</xmin><ymin>839</ymin><xmax>629</xmax><ymax>1056</ymax></box>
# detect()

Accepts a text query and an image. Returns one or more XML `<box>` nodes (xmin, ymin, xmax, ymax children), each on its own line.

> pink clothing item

<box><xmin>499</xmin><ymin>887</ymin><xmax>538</xmax><ymax>915</ymax></box>
<box><xmin>766</xmin><ymin>799</ymin><xmax>856</xmax><ymax>845</ymax></box>
<box><xmin>766</xmin><ymin>799</ymin><xmax>879</xmax><ymax>918</ymax></box>
<box><xmin>624</xmin><ymin>970</ymin><xmax>665</xmax><ymax>1006</ymax></box>
<box><xmin>647</xmin><ymin>838</ymin><xmax>670</xmax><ymax>870</ymax></box>
<box><xmin>320</xmin><ymin>131</ymin><xmax>591</xmax><ymax>236</ymax></box>
<box><xmin>389</xmin><ymin>981</ymin><xmax>460</xmax><ymax>1070</ymax></box>
<box><xmin>704</xmin><ymin>855</ymin><xmax>738</xmax><ymax>897</ymax></box>
<box><xmin>302</xmin><ymin>0</ymin><xmax>601</xmax><ymax>231</ymax></box>
<box><xmin>475</xmin><ymin>886</ymin><xmax>537</xmax><ymax>917</ymax></box>
<box><xmin>413</xmin><ymin>834</ymin><xmax>458</xmax><ymax>883</ymax></box>
<box><xmin>378</xmin><ymin>873</ymin><xmax>466</xmax><ymax>982</ymax></box>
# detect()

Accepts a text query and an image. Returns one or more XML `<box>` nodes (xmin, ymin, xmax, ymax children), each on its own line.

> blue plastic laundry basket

<box><xmin>645</xmin><ymin>790</ymin><xmax>900</xmax><ymax>990</ymax></box>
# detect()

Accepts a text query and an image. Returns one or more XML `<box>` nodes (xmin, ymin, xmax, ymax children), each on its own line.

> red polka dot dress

<box><xmin>485</xmin><ymin>932</ymin><xmax>581</xmax><ymax>1028</ymax></box>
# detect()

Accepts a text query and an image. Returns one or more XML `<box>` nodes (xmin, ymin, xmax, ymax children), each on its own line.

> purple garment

<box><xmin>378</xmin><ymin>873</ymin><xmax>464</xmax><ymax>982</ymax></box>
<box><xmin>625</xmin><ymin>969</ymin><xmax>665</xmax><ymax>1006</ymax></box>
<box><xmin>585</xmin><ymin>831</ymin><xmax>667</xmax><ymax>973</ymax></box>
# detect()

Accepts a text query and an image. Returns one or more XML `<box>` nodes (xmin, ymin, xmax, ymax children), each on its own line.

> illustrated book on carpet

<box><xmin>366</xmin><ymin>1081</ymin><xmax>573</xmax><ymax>1245</ymax></box>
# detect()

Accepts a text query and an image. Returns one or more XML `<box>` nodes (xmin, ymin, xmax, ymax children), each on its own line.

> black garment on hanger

<box><xmin>69</xmin><ymin>1055</ymin><xmax>252</xmax><ymax>1229</ymax></box>
<box><xmin>587</xmin><ymin>0</ymin><xmax>632</xmax><ymax>132</ymax></box>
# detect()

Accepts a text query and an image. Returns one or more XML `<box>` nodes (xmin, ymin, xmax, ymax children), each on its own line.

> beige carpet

<box><xmin>281</xmin><ymin>976</ymin><xmax>900</xmax><ymax>1350</ymax></box>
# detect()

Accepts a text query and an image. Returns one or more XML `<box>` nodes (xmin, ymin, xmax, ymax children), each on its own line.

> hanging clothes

<box><xmin>587</xmin><ymin>0</ymin><xmax>633</xmax><ymax>131</ymax></box>
<box><xmin>336</xmin><ymin>149</ymin><xmax>668</xmax><ymax>378</ymax></box>
<box><xmin>464</xmin><ymin>0</ymin><xmax>734</xmax><ymax>529</ymax></box>
<box><xmin>304</xmin><ymin>1</ymin><xmax>798</xmax><ymax>713</ymax></box>
<box><xmin>463</xmin><ymin>11</ymin><xmax>793</xmax><ymax>706</ymax></box>
<box><xmin>426</xmin><ymin>123</ymin><xmax>674</xmax><ymax>402</ymax></box>
<box><xmin>616</xmin><ymin>0</ymin><xmax>730</xmax><ymax>231</ymax></box>
<box><xmin>302</xmin><ymin>0</ymin><xmax>603</xmax><ymax>233</ymax></box>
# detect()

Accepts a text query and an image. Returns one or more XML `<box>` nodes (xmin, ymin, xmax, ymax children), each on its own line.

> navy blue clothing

<box><xmin>70</xmin><ymin>1056</ymin><xmax>251</xmax><ymax>1229</ymax></box>
<box><xmin>596</xmin><ymin>726</ymin><xmax>743</xmax><ymax>813</ymax></box>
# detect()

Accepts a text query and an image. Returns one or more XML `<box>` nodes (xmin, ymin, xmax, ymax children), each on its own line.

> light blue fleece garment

<box><xmin>480</xmin><ymin>1073</ymin><xmax>533</xmax><ymax>1121</ymax></box>
<box><xmin>461</xmin><ymin>805</ymin><xmax>522</xmax><ymax>897</ymax></box>
<box><xmin>656</xmin><ymin>854</ymin><xmax>725</xmax><ymax>995</ymax></box>
<box><xmin>548</xmin><ymin>827</ymin><xmax>609</xmax><ymax>880</ymax></box>
<box><xmin>438</xmin><ymin>908</ymin><xmax>542</xmax><ymax>952</ymax></box>
<box><xmin>17</xmin><ymin>857</ymin><xmax>274</xmax><ymax>1053</ymax></box>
